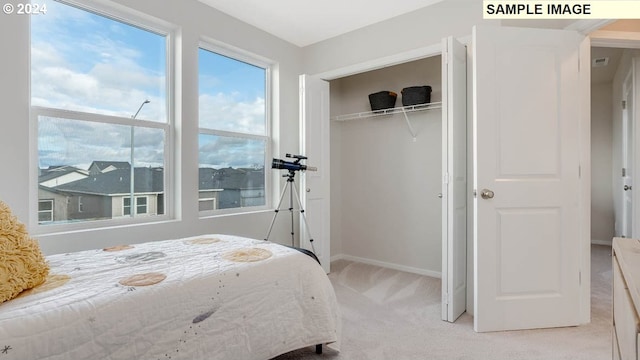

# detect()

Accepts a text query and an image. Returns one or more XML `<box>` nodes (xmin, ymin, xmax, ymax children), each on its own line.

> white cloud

<box><xmin>31</xmin><ymin>0</ymin><xmax>167</xmax><ymax>122</ymax></box>
<box><xmin>38</xmin><ymin>117</ymin><xmax>164</xmax><ymax>169</ymax></box>
<box><xmin>199</xmin><ymin>93</ymin><xmax>265</xmax><ymax>134</ymax></box>
<box><xmin>199</xmin><ymin>135</ymin><xmax>265</xmax><ymax>169</ymax></box>
<box><xmin>197</xmin><ymin>92</ymin><xmax>267</xmax><ymax>168</ymax></box>
<box><xmin>31</xmin><ymin>45</ymin><xmax>166</xmax><ymax>121</ymax></box>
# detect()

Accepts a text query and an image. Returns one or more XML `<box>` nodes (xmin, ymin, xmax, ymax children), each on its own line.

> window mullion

<box><xmin>33</xmin><ymin>106</ymin><xmax>168</xmax><ymax>130</ymax></box>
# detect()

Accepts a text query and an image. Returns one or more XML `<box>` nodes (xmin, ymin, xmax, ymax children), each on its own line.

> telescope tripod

<box><xmin>265</xmin><ymin>170</ymin><xmax>316</xmax><ymax>255</ymax></box>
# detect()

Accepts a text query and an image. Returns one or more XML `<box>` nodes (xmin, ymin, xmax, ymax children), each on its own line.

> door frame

<box><xmin>310</xmin><ymin>37</ymin><xmax>471</xmax><ymax>317</ymax></box>
<box><xmin>313</xmin><ymin>42</ymin><xmax>444</xmax><ymax>81</ymax></box>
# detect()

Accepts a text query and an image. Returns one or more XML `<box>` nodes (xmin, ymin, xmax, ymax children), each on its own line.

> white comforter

<box><xmin>0</xmin><ymin>234</ymin><xmax>340</xmax><ymax>360</ymax></box>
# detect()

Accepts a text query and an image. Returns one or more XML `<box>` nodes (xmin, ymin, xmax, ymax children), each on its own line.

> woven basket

<box><xmin>401</xmin><ymin>86</ymin><xmax>432</xmax><ymax>106</ymax></box>
<box><xmin>368</xmin><ymin>91</ymin><xmax>397</xmax><ymax>111</ymax></box>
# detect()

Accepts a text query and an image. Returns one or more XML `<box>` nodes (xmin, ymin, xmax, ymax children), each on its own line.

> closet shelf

<box><xmin>330</xmin><ymin>101</ymin><xmax>442</xmax><ymax>122</ymax></box>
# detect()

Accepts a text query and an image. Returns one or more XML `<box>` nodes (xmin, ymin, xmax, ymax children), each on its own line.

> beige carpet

<box><xmin>274</xmin><ymin>245</ymin><xmax>612</xmax><ymax>360</ymax></box>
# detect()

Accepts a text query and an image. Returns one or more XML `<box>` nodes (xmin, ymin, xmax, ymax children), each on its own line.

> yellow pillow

<box><xmin>0</xmin><ymin>201</ymin><xmax>49</xmax><ymax>303</ymax></box>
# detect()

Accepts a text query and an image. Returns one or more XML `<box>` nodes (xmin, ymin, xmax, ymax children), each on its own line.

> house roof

<box><xmin>38</xmin><ymin>184</ymin><xmax>71</xmax><ymax>195</ymax></box>
<box><xmin>88</xmin><ymin>161</ymin><xmax>131</xmax><ymax>172</ymax></box>
<box><xmin>56</xmin><ymin>167</ymin><xmax>164</xmax><ymax>196</ymax></box>
<box><xmin>39</xmin><ymin>166</ymin><xmax>88</xmax><ymax>183</ymax></box>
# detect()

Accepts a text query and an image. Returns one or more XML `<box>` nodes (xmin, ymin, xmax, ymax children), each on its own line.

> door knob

<box><xmin>624</xmin><ymin>185</ymin><xmax>632</xmax><ymax>191</ymax></box>
<box><xmin>481</xmin><ymin>189</ymin><xmax>495</xmax><ymax>199</ymax></box>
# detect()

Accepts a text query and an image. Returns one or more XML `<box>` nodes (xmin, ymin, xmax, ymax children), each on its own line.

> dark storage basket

<box><xmin>368</xmin><ymin>91</ymin><xmax>397</xmax><ymax>111</ymax></box>
<box><xmin>401</xmin><ymin>86</ymin><xmax>432</xmax><ymax>106</ymax></box>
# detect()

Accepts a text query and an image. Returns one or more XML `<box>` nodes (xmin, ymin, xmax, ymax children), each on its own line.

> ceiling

<box><xmin>591</xmin><ymin>20</ymin><xmax>640</xmax><ymax>84</ymax></box>
<box><xmin>195</xmin><ymin>2</ymin><xmax>633</xmax><ymax>84</ymax></box>
<box><xmin>197</xmin><ymin>0</ymin><xmax>444</xmax><ymax>47</ymax></box>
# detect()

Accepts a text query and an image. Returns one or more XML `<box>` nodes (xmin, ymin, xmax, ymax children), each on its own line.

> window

<box><xmin>123</xmin><ymin>197</ymin><xmax>131</xmax><ymax>216</ymax></box>
<box><xmin>136</xmin><ymin>197</ymin><xmax>148</xmax><ymax>214</ymax></box>
<box><xmin>198</xmin><ymin>46</ymin><xmax>270</xmax><ymax>213</ymax></box>
<box><xmin>31</xmin><ymin>0</ymin><xmax>170</xmax><ymax>227</ymax></box>
<box><xmin>38</xmin><ymin>200</ymin><xmax>54</xmax><ymax>222</ymax></box>
<box><xmin>123</xmin><ymin>196</ymin><xmax>148</xmax><ymax>216</ymax></box>
<box><xmin>198</xmin><ymin>197</ymin><xmax>217</xmax><ymax>211</ymax></box>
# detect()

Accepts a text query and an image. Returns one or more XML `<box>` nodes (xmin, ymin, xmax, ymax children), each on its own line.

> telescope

<box><xmin>265</xmin><ymin>153</ymin><xmax>318</xmax><ymax>256</ymax></box>
<box><xmin>271</xmin><ymin>153</ymin><xmax>317</xmax><ymax>172</ymax></box>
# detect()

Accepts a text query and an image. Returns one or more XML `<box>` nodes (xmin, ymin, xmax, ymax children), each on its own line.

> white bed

<box><xmin>0</xmin><ymin>234</ymin><xmax>340</xmax><ymax>360</ymax></box>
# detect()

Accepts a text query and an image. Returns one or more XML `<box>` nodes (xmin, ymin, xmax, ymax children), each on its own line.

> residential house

<box><xmin>198</xmin><ymin>167</ymin><xmax>265</xmax><ymax>211</ymax></box>
<box><xmin>53</xmin><ymin>167</ymin><xmax>164</xmax><ymax>221</ymax></box>
<box><xmin>37</xmin><ymin>166</ymin><xmax>90</xmax><ymax>223</ymax></box>
<box><xmin>39</xmin><ymin>163</ymin><xmax>264</xmax><ymax>221</ymax></box>
<box><xmin>37</xmin><ymin>186</ymin><xmax>72</xmax><ymax>223</ymax></box>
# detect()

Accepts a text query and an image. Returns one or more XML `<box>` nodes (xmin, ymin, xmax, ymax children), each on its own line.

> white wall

<box><xmin>301</xmin><ymin>0</ymin><xmax>496</xmax><ymax>77</ymax></box>
<box><xmin>330</xmin><ymin>57</ymin><xmax>443</xmax><ymax>275</ymax></box>
<box><xmin>591</xmin><ymin>82</ymin><xmax>615</xmax><ymax>244</ymax></box>
<box><xmin>0</xmin><ymin>0</ymin><xmax>303</xmax><ymax>254</ymax></box>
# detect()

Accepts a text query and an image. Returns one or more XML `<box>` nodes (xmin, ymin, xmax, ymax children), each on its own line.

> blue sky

<box><xmin>31</xmin><ymin>0</ymin><xmax>166</xmax><ymax>120</ymax></box>
<box><xmin>33</xmin><ymin>0</ymin><xmax>266</xmax><ymax>170</ymax></box>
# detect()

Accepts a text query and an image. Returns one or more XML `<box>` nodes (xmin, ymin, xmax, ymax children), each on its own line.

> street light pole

<box><xmin>130</xmin><ymin>100</ymin><xmax>150</xmax><ymax>216</ymax></box>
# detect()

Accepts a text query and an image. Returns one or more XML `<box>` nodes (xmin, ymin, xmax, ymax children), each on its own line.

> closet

<box><xmin>300</xmin><ymin>37</ymin><xmax>467</xmax><ymax>323</ymax></box>
<box><xmin>329</xmin><ymin>55</ymin><xmax>444</xmax><ymax>276</ymax></box>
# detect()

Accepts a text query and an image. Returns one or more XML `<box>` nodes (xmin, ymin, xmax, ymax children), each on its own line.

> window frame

<box><xmin>198</xmin><ymin>196</ymin><xmax>217</xmax><ymax>212</ymax></box>
<box><xmin>123</xmin><ymin>197</ymin><xmax>132</xmax><ymax>216</ymax></box>
<box><xmin>29</xmin><ymin>0</ymin><xmax>175</xmax><ymax>235</ymax></box>
<box><xmin>136</xmin><ymin>196</ymin><xmax>148</xmax><ymax>215</ymax></box>
<box><xmin>197</xmin><ymin>41</ymin><xmax>273</xmax><ymax>218</ymax></box>
<box><xmin>123</xmin><ymin>195</ymin><xmax>149</xmax><ymax>216</ymax></box>
<box><xmin>38</xmin><ymin>199</ymin><xmax>54</xmax><ymax>223</ymax></box>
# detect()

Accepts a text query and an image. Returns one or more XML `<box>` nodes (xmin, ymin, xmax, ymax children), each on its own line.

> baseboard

<box><xmin>591</xmin><ymin>239</ymin><xmax>612</xmax><ymax>246</ymax></box>
<box><xmin>330</xmin><ymin>253</ymin><xmax>441</xmax><ymax>278</ymax></box>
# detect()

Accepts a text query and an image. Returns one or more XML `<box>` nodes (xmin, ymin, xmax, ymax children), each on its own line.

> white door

<box><xmin>441</xmin><ymin>36</ymin><xmax>467</xmax><ymax>322</ymax></box>
<box><xmin>474</xmin><ymin>26</ymin><xmax>586</xmax><ymax>332</ymax></box>
<box><xmin>622</xmin><ymin>72</ymin><xmax>634</xmax><ymax>237</ymax></box>
<box><xmin>299</xmin><ymin>74</ymin><xmax>331</xmax><ymax>273</ymax></box>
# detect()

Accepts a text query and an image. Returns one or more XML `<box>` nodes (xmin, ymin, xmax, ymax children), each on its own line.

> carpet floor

<box><xmin>274</xmin><ymin>244</ymin><xmax>613</xmax><ymax>360</ymax></box>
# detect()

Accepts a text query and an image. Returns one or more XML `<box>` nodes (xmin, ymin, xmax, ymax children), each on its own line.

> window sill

<box><xmin>31</xmin><ymin>215</ymin><xmax>177</xmax><ymax>238</ymax></box>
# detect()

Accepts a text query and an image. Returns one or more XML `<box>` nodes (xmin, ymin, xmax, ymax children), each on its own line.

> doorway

<box><xmin>301</xmin><ymin>37</ymin><xmax>468</xmax><ymax>324</ymax></box>
<box><xmin>590</xmin><ymin>20</ymin><xmax>640</xmax><ymax>243</ymax></box>
<box><xmin>590</xmin><ymin>45</ymin><xmax>622</xmax><ymax>244</ymax></box>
